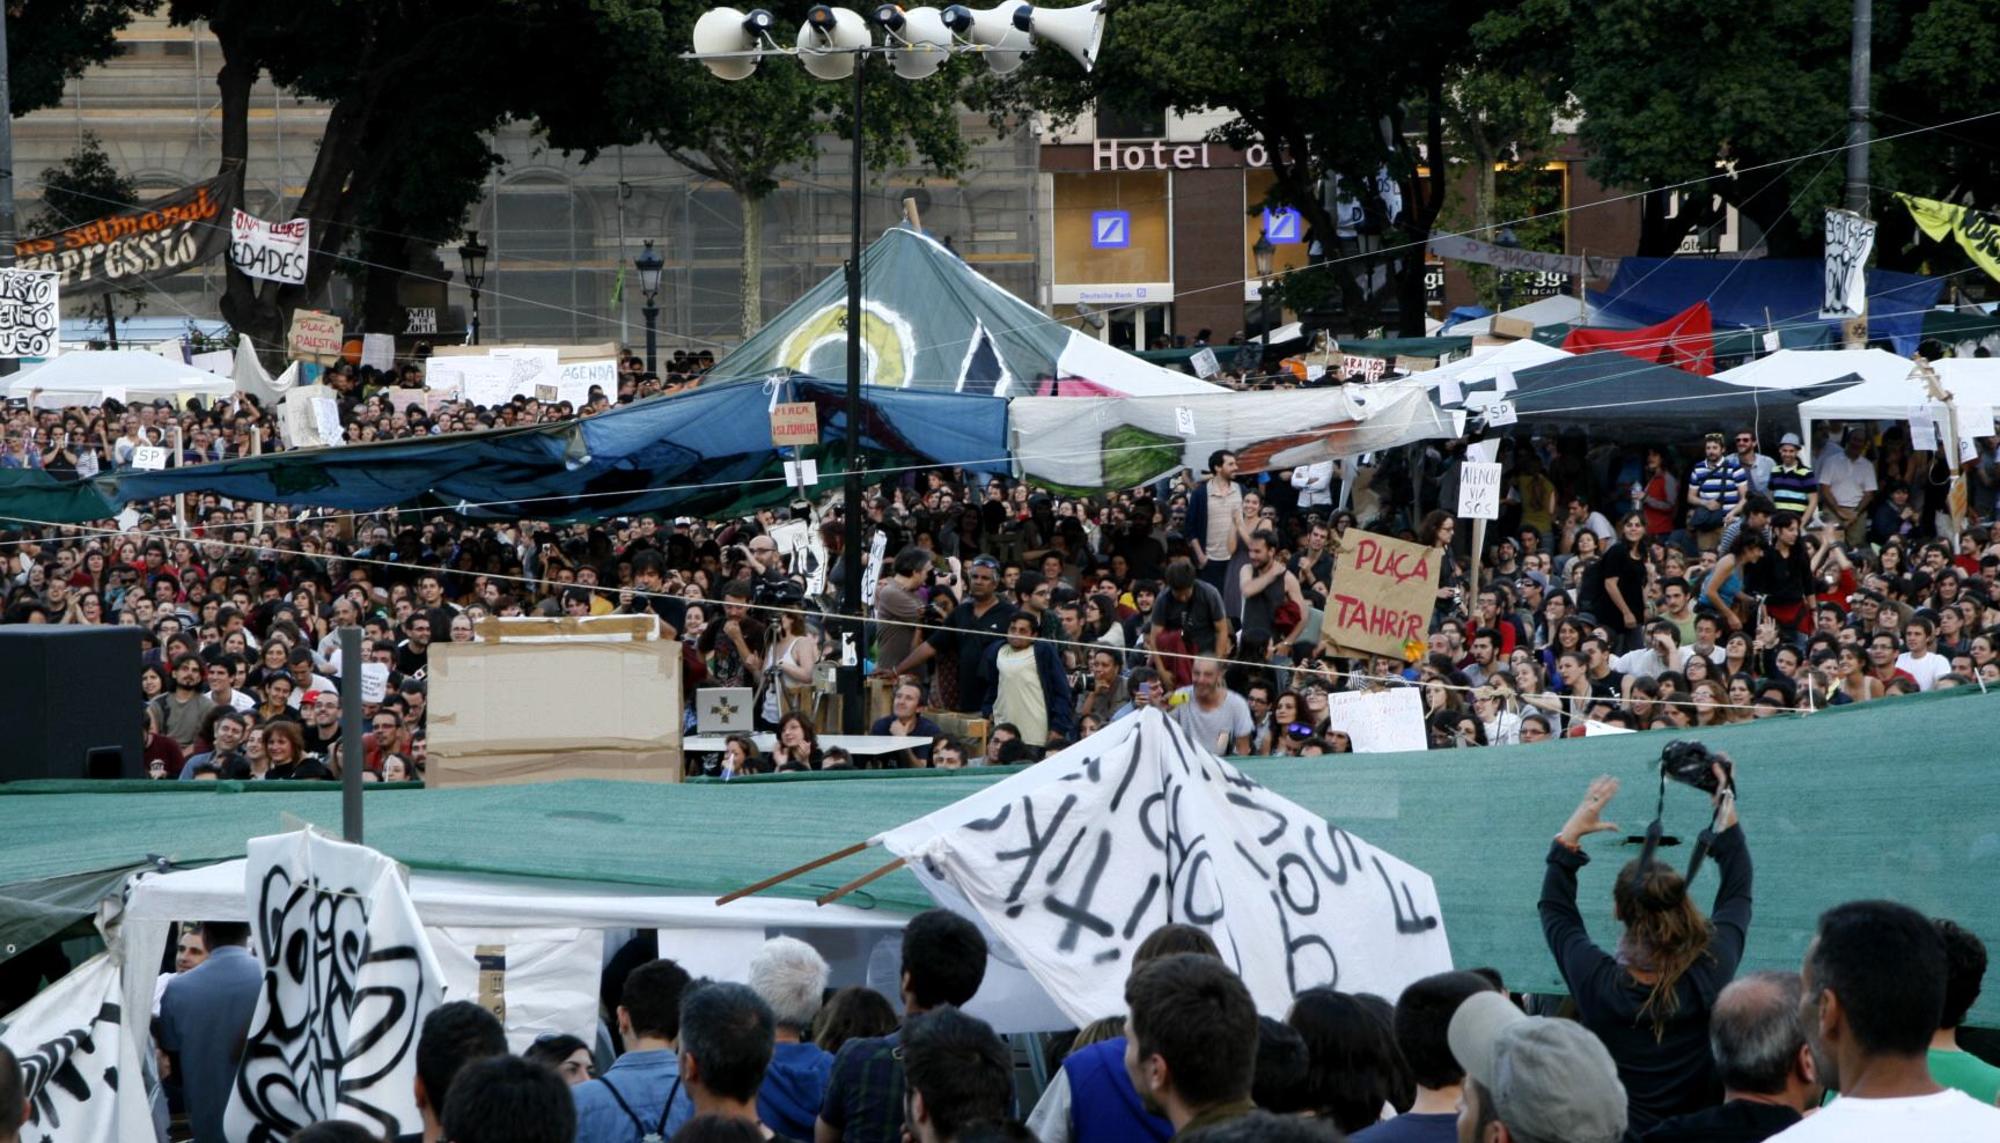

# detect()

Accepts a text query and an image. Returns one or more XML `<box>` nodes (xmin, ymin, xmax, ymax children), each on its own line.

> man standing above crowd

<box><xmin>1688</xmin><ymin>432</ymin><xmax>1750</xmax><ymax>550</ymax></box>
<box><xmin>1238</xmin><ymin>529</ymin><xmax>1309</xmax><ymax>646</ymax></box>
<box><xmin>1185</xmin><ymin>450</ymin><xmax>1248</xmax><ymax>595</ymax></box>
<box><xmin>1148</xmin><ymin>559</ymin><xmax>1230</xmax><ymax>688</ymax></box>
<box><xmin>1818</xmin><ymin>427</ymin><xmax>1878</xmax><ymax>548</ymax></box>
<box><xmin>884</xmin><ymin>556</ymin><xmax>1016</xmax><ymax>715</ymax></box>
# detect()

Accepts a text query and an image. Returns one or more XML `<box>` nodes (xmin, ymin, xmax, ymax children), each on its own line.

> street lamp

<box><xmin>687</xmin><ymin>0</ymin><xmax>1106</xmax><ymax>733</ymax></box>
<box><xmin>458</xmin><ymin>231</ymin><xmax>488</xmax><ymax>346</ymax></box>
<box><xmin>635</xmin><ymin>239</ymin><xmax>665</xmax><ymax>373</ymax></box>
<box><xmin>1252</xmin><ymin>230</ymin><xmax>1275</xmax><ymax>374</ymax></box>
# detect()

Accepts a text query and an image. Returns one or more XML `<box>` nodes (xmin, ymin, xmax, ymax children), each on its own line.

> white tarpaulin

<box><xmin>232</xmin><ymin>334</ymin><xmax>296</xmax><ymax>406</ymax></box>
<box><xmin>1010</xmin><ymin>382</ymin><xmax>1463</xmax><ymax>493</ymax></box>
<box><xmin>875</xmin><ymin>708</ymin><xmax>1453</xmax><ymax>1024</ymax></box>
<box><xmin>224</xmin><ymin>831</ymin><xmax>443</xmax><ymax>1143</ymax></box>
<box><xmin>6</xmin><ymin>350</ymin><xmax>236</xmax><ymax>409</ymax></box>
<box><xmin>428</xmin><ymin>927</ymin><xmax>604</xmax><ymax>1054</ymax></box>
<box><xmin>0</xmin><ymin>952</ymin><xmax>154</xmax><ymax>1143</ymax></box>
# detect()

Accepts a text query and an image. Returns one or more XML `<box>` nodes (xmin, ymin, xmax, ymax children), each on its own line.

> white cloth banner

<box><xmin>1428</xmin><ymin>233</ymin><xmax>1619</xmax><ymax>280</ymax></box>
<box><xmin>1008</xmin><ymin>385</ymin><xmax>1462</xmax><ymax>493</ymax></box>
<box><xmin>425</xmin><ymin>355</ymin><xmax>520</xmax><ymax>408</ymax></box>
<box><xmin>428</xmin><ymin>927</ymin><xmax>604</xmax><ymax>1054</ymax></box>
<box><xmin>229</xmin><ymin>209</ymin><xmax>311</xmax><ymax>285</ymax></box>
<box><xmin>490</xmin><ymin>347</ymin><xmax>563</xmax><ymax>404</ymax></box>
<box><xmin>876</xmin><ymin>708</ymin><xmax>1452</xmax><ymax>1023</ymax></box>
<box><xmin>0</xmin><ymin>952</ymin><xmax>154</xmax><ymax>1143</ymax></box>
<box><xmin>224</xmin><ymin>831</ymin><xmax>443</xmax><ymax>1142</ymax></box>
<box><xmin>1822</xmin><ymin>209</ymin><xmax>1876</xmax><ymax>321</ymax></box>
<box><xmin>1323</xmin><ymin>688</ymin><xmax>1429</xmax><ymax>753</ymax></box>
<box><xmin>0</xmin><ymin>269</ymin><xmax>60</xmax><ymax>358</ymax></box>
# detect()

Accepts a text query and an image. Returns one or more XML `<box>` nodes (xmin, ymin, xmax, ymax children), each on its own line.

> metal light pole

<box><xmin>636</xmin><ymin>238</ymin><xmax>664</xmax><ymax>374</ymax></box>
<box><xmin>687</xmin><ymin>1</ymin><xmax>1105</xmax><ymax>734</ymax></box>
<box><xmin>0</xmin><ymin>3</ymin><xmax>14</xmax><ymax>379</ymax></box>
<box><xmin>458</xmin><ymin>231</ymin><xmax>488</xmax><ymax>346</ymax></box>
<box><xmin>1252</xmin><ymin>230</ymin><xmax>1274</xmax><ymax>377</ymax></box>
<box><xmin>1843</xmin><ymin>0</ymin><xmax>1871</xmax><ymax>350</ymax></box>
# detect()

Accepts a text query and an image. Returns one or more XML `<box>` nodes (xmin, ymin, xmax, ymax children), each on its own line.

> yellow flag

<box><xmin>1897</xmin><ymin>193</ymin><xmax>2000</xmax><ymax>283</ymax></box>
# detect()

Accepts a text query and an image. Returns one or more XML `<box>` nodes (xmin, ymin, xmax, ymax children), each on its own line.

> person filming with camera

<box><xmin>1540</xmin><ymin>744</ymin><xmax>1752</xmax><ymax>1138</ymax></box>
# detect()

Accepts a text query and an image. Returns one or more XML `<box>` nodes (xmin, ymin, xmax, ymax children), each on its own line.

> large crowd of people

<box><xmin>4</xmin><ymin>343</ymin><xmax>1997</xmax><ymax>780</ymax></box>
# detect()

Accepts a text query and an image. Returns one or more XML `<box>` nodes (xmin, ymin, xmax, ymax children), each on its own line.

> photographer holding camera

<box><xmin>1540</xmin><ymin>747</ymin><xmax>1751</xmax><ymax>1138</ymax></box>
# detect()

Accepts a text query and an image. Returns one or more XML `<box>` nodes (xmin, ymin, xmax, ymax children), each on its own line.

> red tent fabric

<box><xmin>1562</xmin><ymin>301</ymin><xmax>1715</xmax><ymax>375</ymax></box>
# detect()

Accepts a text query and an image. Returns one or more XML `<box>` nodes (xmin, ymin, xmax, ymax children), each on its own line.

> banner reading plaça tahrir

<box><xmin>13</xmin><ymin>173</ymin><xmax>238</xmax><ymax>296</ymax></box>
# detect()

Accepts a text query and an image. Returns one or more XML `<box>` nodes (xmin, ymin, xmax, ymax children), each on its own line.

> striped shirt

<box><xmin>1769</xmin><ymin>462</ymin><xmax>1816</xmax><ymax>514</ymax></box>
<box><xmin>1688</xmin><ymin>457</ymin><xmax>1748</xmax><ymax>508</ymax></box>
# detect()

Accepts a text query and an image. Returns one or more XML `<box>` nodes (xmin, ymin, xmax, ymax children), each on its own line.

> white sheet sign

<box><xmin>130</xmin><ymin>445</ymin><xmax>169</xmax><ymax>471</ymax></box>
<box><xmin>1323</xmin><ymin>688</ymin><xmax>1428</xmax><ymax>753</ymax></box>
<box><xmin>0</xmin><ymin>953</ymin><xmax>154</xmax><ymax>1143</ymax></box>
<box><xmin>225</xmin><ymin>831</ymin><xmax>443</xmax><ymax>1142</ymax></box>
<box><xmin>230</xmin><ymin>210</ymin><xmax>311</xmax><ymax>285</ymax></box>
<box><xmin>1821</xmin><ymin>209</ymin><xmax>1876</xmax><ymax>321</ymax></box>
<box><xmin>1457</xmin><ymin>461</ymin><xmax>1503</xmax><ymax>519</ymax></box>
<box><xmin>490</xmin><ymin>347</ymin><xmax>561</xmax><ymax>404</ymax></box>
<box><xmin>557</xmin><ymin>358</ymin><xmax>617</xmax><ymax>404</ymax></box>
<box><xmin>874</xmin><ymin>708</ymin><xmax>1451</xmax><ymax>1023</ymax></box>
<box><xmin>425</xmin><ymin>355</ymin><xmax>520</xmax><ymax>408</ymax></box>
<box><xmin>0</xmin><ymin>269</ymin><xmax>60</xmax><ymax>358</ymax></box>
<box><xmin>427</xmin><ymin>927</ymin><xmax>604</xmax><ymax>1054</ymax></box>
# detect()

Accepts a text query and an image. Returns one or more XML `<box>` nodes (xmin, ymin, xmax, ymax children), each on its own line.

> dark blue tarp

<box><xmin>1592</xmin><ymin>258</ymin><xmax>1943</xmax><ymax>357</ymax></box>
<box><xmin>109</xmin><ymin>376</ymin><xmax>1011</xmax><ymax>521</ymax></box>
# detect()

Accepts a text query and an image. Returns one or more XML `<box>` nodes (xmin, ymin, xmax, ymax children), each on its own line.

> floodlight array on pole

<box><xmin>686</xmin><ymin>0</ymin><xmax>1105</xmax><ymax>733</ymax></box>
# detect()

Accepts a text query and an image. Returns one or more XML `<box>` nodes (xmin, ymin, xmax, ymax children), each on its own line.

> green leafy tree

<box><xmin>32</xmin><ymin>133</ymin><xmax>145</xmax><ymax>344</ymax></box>
<box><xmin>972</xmin><ymin>0</ymin><xmax>1485</xmax><ymax>336</ymax></box>
<box><xmin>646</xmin><ymin>3</ymin><xmax>978</xmax><ymax>338</ymax></box>
<box><xmin>169</xmin><ymin>0</ymin><xmax>678</xmax><ymax>356</ymax></box>
<box><xmin>7</xmin><ymin>0</ymin><xmax>160</xmax><ymax>115</ymax></box>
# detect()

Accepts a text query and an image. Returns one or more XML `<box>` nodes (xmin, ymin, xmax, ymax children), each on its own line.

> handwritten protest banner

<box><xmin>771</xmin><ymin>401</ymin><xmax>819</xmax><ymax>447</ymax></box>
<box><xmin>557</xmin><ymin>358</ymin><xmax>617</xmax><ymax>404</ymax></box>
<box><xmin>1324</xmin><ymin>688</ymin><xmax>1427</xmax><ymax>752</ymax></box>
<box><xmin>230</xmin><ymin>209</ymin><xmax>310</xmax><ymax>285</ymax></box>
<box><xmin>288</xmin><ymin>309</ymin><xmax>344</xmax><ymax>358</ymax></box>
<box><xmin>14</xmin><ymin>174</ymin><xmax>238</xmax><ymax>296</ymax></box>
<box><xmin>0</xmin><ymin>269</ymin><xmax>59</xmax><ymax>358</ymax></box>
<box><xmin>1457</xmin><ymin>461</ymin><xmax>1502</xmax><ymax>519</ymax></box>
<box><xmin>873</xmin><ymin>709</ymin><xmax>1452</xmax><ymax>1024</ymax></box>
<box><xmin>1321</xmin><ymin>531</ymin><xmax>1440</xmax><ymax>658</ymax></box>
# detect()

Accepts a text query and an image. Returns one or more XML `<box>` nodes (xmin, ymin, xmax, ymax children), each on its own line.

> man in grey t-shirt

<box><xmin>1170</xmin><ymin>657</ymin><xmax>1255</xmax><ymax>755</ymax></box>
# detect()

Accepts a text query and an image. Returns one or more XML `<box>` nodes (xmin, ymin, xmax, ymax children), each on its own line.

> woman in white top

<box><xmin>760</xmin><ymin>611</ymin><xmax>820</xmax><ymax>727</ymax></box>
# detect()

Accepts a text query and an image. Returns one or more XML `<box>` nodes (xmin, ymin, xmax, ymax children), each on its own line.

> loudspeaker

<box><xmin>943</xmin><ymin>1</ymin><xmax>1030</xmax><ymax>73</ymax></box>
<box><xmin>878</xmin><ymin>5</ymin><xmax>953</xmax><ymax>79</ymax></box>
<box><xmin>0</xmin><ymin>626</ymin><xmax>145</xmax><ymax>781</ymax></box>
<box><xmin>1020</xmin><ymin>0</ymin><xmax>1105</xmax><ymax>71</ymax></box>
<box><xmin>797</xmin><ymin>5</ymin><xmax>871</xmax><ymax>80</ymax></box>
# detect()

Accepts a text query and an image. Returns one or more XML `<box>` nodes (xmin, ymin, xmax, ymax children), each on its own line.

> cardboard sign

<box><xmin>784</xmin><ymin>458</ymin><xmax>820</xmax><ymax>488</ymax></box>
<box><xmin>0</xmin><ymin>268</ymin><xmax>60</xmax><ymax>358</ymax></box>
<box><xmin>771</xmin><ymin>401</ymin><xmax>819</xmax><ymax>447</ymax></box>
<box><xmin>1342</xmin><ymin>354</ymin><xmax>1388</xmax><ymax>382</ymax></box>
<box><xmin>1324</xmin><ymin>688</ymin><xmax>1428</xmax><ymax>753</ymax></box>
<box><xmin>360</xmin><ymin>333</ymin><xmax>396</xmax><ymax>371</ymax></box>
<box><xmin>130</xmin><ymin>445</ymin><xmax>169</xmax><ymax>471</ymax></box>
<box><xmin>1484</xmin><ymin>399</ymin><xmax>1518</xmax><ymax>427</ymax></box>
<box><xmin>229</xmin><ymin>209</ymin><xmax>310</xmax><ymax>285</ymax></box>
<box><xmin>1190</xmin><ymin>347</ymin><xmax>1220</xmax><ymax>378</ymax></box>
<box><xmin>1321</xmin><ymin>531</ymin><xmax>1441</xmax><ymax>658</ymax></box>
<box><xmin>360</xmin><ymin>662</ymin><xmax>390</xmax><ymax>705</ymax></box>
<box><xmin>534</xmin><ymin>383</ymin><xmax>558</xmax><ymax>404</ymax></box>
<box><xmin>406</xmin><ymin>307</ymin><xmax>438</xmax><ymax>334</ymax></box>
<box><xmin>288</xmin><ymin>309</ymin><xmax>345</xmax><ymax>358</ymax></box>
<box><xmin>1457</xmin><ymin>461</ymin><xmax>1503</xmax><ymax>519</ymax></box>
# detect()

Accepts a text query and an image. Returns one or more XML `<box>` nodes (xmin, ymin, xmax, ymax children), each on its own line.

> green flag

<box><xmin>610</xmin><ymin>265</ymin><xmax>626</xmax><ymax>306</ymax></box>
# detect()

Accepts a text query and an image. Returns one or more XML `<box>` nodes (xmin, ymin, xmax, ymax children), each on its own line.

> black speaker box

<box><xmin>0</xmin><ymin>625</ymin><xmax>145</xmax><ymax>781</ymax></box>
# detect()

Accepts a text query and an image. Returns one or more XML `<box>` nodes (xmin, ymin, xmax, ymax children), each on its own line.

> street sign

<box><xmin>1263</xmin><ymin>207</ymin><xmax>1303</xmax><ymax>244</ymax></box>
<box><xmin>1091</xmin><ymin>210</ymin><xmax>1131</xmax><ymax>249</ymax></box>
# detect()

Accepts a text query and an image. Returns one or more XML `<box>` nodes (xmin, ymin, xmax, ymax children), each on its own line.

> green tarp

<box><xmin>3</xmin><ymin>687</ymin><xmax>1998</xmax><ymax>1023</ymax></box>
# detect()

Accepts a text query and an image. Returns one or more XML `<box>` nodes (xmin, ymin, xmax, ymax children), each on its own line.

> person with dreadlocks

<box><xmin>1538</xmin><ymin>763</ymin><xmax>1752</xmax><ymax>1137</ymax></box>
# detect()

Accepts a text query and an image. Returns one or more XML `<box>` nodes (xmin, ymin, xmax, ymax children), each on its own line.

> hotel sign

<box><xmin>1091</xmin><ymin>138</ymin><xmax>1276</xmax><ymax>172</ymax></box>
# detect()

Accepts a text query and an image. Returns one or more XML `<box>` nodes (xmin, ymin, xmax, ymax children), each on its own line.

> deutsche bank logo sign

<box><xmin>1263</xmin><ymin>207</ymin><xmax>1303</xmax><ymax>243</ymax></box>
<box><xmin>1092</xmin><ymin>210</ymin><xmax>1131</xmax><ymax>249</ymax></box>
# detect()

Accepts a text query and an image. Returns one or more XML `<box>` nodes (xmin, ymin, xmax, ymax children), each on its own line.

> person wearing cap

<box><xmin>1540</xmin><ymin>768</ymin><xmax>1752</xmax><ymax>1135</ymax></box>
<box><xmin>1447</xmin><ymin>989</ymin><xmax>1628</xmax><ymax>1143</ymax></box>
<box><xmin>1816</xmin><ymin>428</ymin><xmax>1877</xmax><ymax>549</ymax></box>
<box><xmin>1767</xmin><ymin>433</ymin><xmax>1817</xmax><ymax>522</ymax></box>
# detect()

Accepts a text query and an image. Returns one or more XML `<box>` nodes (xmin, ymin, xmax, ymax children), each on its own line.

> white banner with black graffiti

<box><xmin>0</xmin><ymin>269</ymin><xmax>60</xmax><ymax>358</ymax></box>
<box><xmin>877</xmin><ymin>708</ymin><xmax>1453</xmax><ymax>1024</ymax></box>
<box><xmin>1822</xmin><ymin>208</ymin><xmax>1877</xmax><ymax>320</ymax></box>
<box><xmin>224</xmin><ymin>831</ymin><xmax>442</xmax><ymax>1143</ymax></box>
<box><xmin>0</xmin><ymin>953</ymin><xmax>154</xmax><ymax>1143</ymax></box>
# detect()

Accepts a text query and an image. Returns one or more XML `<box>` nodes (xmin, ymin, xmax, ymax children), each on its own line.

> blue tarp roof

<box><xmin>107</xmin><ymin>376</ymin><xmax>1011</xmax><ymax>521</ymax></box>
<box><xmin>1591</xmin><ymin>258</ymin><xmax>1943</xmax><ymax>357</ymax></box>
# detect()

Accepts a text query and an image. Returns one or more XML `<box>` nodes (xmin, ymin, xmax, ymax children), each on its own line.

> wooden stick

<box><xmin>816</xmin><ymin>857</ymin><xmax>908</xmax><ymax>907</ymax></box>
<box><xmin>715</xmin><ymin>840</ymin><xmax>872</xmax><ymax>906</ymax></box>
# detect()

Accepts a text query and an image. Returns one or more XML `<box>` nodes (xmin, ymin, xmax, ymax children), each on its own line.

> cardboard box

<box><xmin>427</xmin><ymin>635</ymin><xmax>682</xmax><ymax>788</ymax></box>
<box><xmin>1490</xmin><ymin>315</ymin><xmax>1537</xmax><ymax>341</ymax></box>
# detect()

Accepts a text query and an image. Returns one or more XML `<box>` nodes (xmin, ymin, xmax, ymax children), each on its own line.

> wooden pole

<box><xmin>816</xmin><ymin>856</ymin><xmax>908</xmax><ymax>907</ymax></box>
<box><xmin>714</xmin><ymin>839</ymin><xmax>873</xmax><ymax>906</ymax></box>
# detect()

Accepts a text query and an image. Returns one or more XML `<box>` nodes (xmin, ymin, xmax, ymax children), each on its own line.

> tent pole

<box><xmin>714</xmin><ymin>839</ymin><xmax>873</xmax><ymax>906</ymax></box>
<box><xmin>816</xmin><ymin>856</ymin><xmax>907</xmax><ymax>907</ymax></box>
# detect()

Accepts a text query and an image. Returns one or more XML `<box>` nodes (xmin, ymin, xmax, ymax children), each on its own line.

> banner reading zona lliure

<box><xmin>230</xmin><ymin>209</ymin><xmax>311</xmax><ymax>284</ymax></box>
<box><xmin>13</xmin><ymin>173</ymin><xmax>239</xmax><ymax>296</ymax></box>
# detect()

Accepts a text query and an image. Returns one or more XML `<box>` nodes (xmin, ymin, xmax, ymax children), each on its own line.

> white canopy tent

<box><xmin>1713</xmin><ymin>347</ymin><xmax>1918</xmax><ymax>391</ymax></box>
<box><xmin>1796</xmin><ymin>357</ymin><xmax>2000</xmax><ymax>456</ymax></box>
<box><xmin>6</xmin><ymin>349</ymin><xmax>236</xmax><ymax>409</ymax></box>
<box><xmin>1420</xmin><ymin>339</ymin><xmax>1572</xmax><ymax>394</ymax></box>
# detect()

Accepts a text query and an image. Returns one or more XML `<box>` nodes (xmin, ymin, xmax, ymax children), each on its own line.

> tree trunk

<box><xmin>212</xmin><ymin>49</ymin><xmax>280</xmax><ymax>358</ymax></box>
<box><xmin>740</xmin><ymin>191</ymin><xmax>764</xmax><ymax>340</ymax></box>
